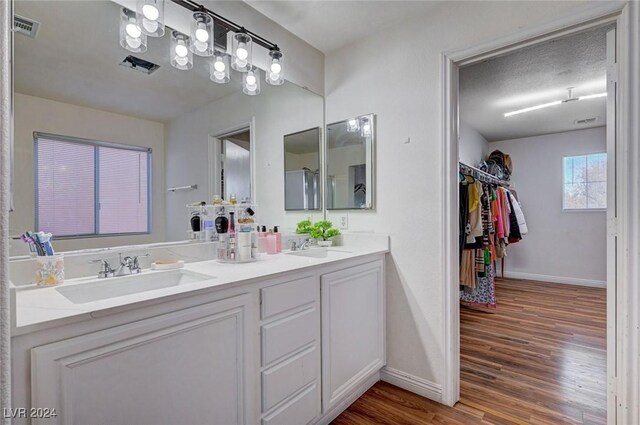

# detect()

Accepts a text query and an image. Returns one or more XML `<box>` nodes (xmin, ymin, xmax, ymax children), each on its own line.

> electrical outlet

<box><xmin>339</xmin><ymin>215</ymin><xmax>348</xmax><ymax>230</ymax></box>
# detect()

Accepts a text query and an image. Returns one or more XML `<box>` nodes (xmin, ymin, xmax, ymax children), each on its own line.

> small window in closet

<box><xmin>562</xmin><ymin>153</ymin><xmax>607</xmax><ymax>210</ymax></box>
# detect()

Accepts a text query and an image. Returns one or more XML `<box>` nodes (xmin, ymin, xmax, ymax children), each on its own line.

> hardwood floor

<box><xmin>332</xmin><ymin>278</ymin><xmax>607</xmax><ymax>424</ymax></box>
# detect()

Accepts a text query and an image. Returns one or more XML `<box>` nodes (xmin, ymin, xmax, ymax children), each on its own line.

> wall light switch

<box><xmin>339</xmin><ymin>215</ymin><xmax>348</xmax><ymax>230</ymax></box>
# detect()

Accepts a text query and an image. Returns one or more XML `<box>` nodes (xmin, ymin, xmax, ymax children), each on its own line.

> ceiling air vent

<box><xmin>14</xmin><ymin>15</ymin><xmax>40</xmax><ymax>38</ymax></box>
<box><xmin>575</xmin><ymin>117</ymin><xmax>600</xmax><ymax>125</ymax></box>
<box><xmin>119</xmin><ymin>55</ymin><xmax>160</xmax><ymax>75</ymax></box>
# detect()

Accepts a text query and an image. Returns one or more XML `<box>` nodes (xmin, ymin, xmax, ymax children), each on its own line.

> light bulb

<box><xmin>126</xmin><ymin>36</ymin><xmax>142</xmax><ymax>49</ymax></box>
<box><xmin>246</xmin><ymin>74</ymin><xmax>257</xmax><ymax>85</ymax></box>
<box><xmin>142</xmin><ymin>4</ymin><xmax>159</xmax><ymax>21</ymax></box>
<box><xmin>143</xmin><ymin>18</ymin><xmax>158</xmax><ymax>33</ymax></box>
<box><xmin>195</xmin><ymin>24</ymin><xmax>209</xmax><ymax>43</ymax></box>
<box><xmin>175</xmin><ymin>56</ymin><xmax>188</xmax><ymax>67</ymax></box>
<box><xmin>236</xmin><ymin>45</ymin><xmax>248</xmax><ymax>60</ymax></box>
<box><xmin>175</xmin><ymin>42</ymin><xmax>188</xmax><ymax>58</ymax></box>
<box><xmin>269</xmin><ymin>72</ymin><xmax>279</xmax><ymax>82</ymax></box>
<box><xmin>126</xmin><ymin>22</ymin><xmax>141</xmax><ymax>38</ymax></box>
<box><xmin>213</xmin><ymin>71</ymin><xmax>225</xmax><ymax>80</ymax></box>
<box><xmin>270</xmin><ymin>62</ymin><xmax>281</xmax><ymax>74</ymax></box>
<box><xmin>214</xmin><ymin>60</ymin><xmax>226</xmax><ymax>72</ymax></box>
<box><xmin>194</xmin><ymin>40</ymin><xmax>207</xmax><ymax>53</ymax></box>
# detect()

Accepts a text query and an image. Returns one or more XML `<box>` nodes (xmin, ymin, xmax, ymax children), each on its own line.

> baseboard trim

<box><xmin>500</xmin><ymin>271</ymin><xmax>606</xmax><ymax>288</ymax></box>
<box><xmin>380</xmin><ymin>367</ymin><xmax>443</xmax><ymax>403</ymax></box>
<box><xmin>314</xmin><ymin>371</ymin><xmax>380</xmax><ymax>425</ymax></box>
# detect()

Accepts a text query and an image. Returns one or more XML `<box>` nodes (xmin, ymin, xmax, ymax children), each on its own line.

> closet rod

<box><xmin>459</xmin><ymin>162</ymin><xmax>509</xmax><ymax>186</ymax></box>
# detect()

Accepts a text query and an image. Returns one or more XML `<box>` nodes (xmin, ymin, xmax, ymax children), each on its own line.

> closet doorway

<box><xmin>443</xmin><ymin>11</ymin><xmax>622</xmax><ymax>425</ymax></box>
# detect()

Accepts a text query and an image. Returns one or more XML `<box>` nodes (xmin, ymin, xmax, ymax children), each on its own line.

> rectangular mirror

<box><xmin>326</xmin><ymin>114</ymin><xmax>375</xmax><ymax>210</ymax></box>
<box><xmin>284</xmin><ymin>127</ymin><xmax>321</xmax><ymax>210</ymax></box>
<box><xmin>10</xmin><ymin>0</ymin><xmax>323</xmax><ymax>256</ymax></box>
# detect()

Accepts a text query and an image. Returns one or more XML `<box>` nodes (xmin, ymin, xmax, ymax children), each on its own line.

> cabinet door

<box><xmin>31</xmin><ymin>294</ymin><xmax>252</xmax><ymax>425</ymax></box>
<box><xmin>321</xmin><ymin>260</ymin><xmax>385</xmax><ymax>412</ymax></box>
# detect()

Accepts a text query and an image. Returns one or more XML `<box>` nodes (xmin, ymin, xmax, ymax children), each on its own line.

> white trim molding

<box><xmin>381</xmin><ymin>367</ymin><xmax>443</xmax><ymax>403</ymax></box>
<box><xmin>0</xmin><ymin>0</ymin><xmax>12</xmax><ymax>421</ymax></box>
<box><xmin>500</xmin><ymin>272</ymin><xmax>606</xmax><ymax>288</ymax></box>
<box><xmin>441</xmin><ymin>2</ymin><xmax>635</xmax><ymax>423</ymax></box>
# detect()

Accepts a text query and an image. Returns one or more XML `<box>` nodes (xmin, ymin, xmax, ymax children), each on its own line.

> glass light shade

<box><xmin>232</xmin><ymin>32</ymin><xmax>252</xmax><ymax>72</ymax></box>
<box><xmin>136</xmin><ymin>0</ymin><xmax>164</xmax><ymax>37</ymax></box>
<box><xmin>190</xmin><ymin>12</ymin><xmax>214</xmax><ymax>57</ymax></box>
<box><xmin>170</xmin><ymin>31</ymin><xmax>193</xmax><ymax>71</ymax></box>
<box><xmin>120</xmin><ymin>8</ymin><xmax>147</xmax><ymax>53</ymax></box>
<box><xmin>210</xmin><ymin>53</ymin><xmax>230</xmax><ymax>84</ymax></box>
<box><xmin>242</xmin><ymin>67</ymin><xmax>261</xmax><ymax>96</ymax></box>
<box><xmin>346</xmin><ymin>118</ymin><xmax>360</xmax><ymax>133</ymax></box>
<box><xmin>265</xmin><ymin>49</ymin><xmax>284</xmax><ymax>85</ymax></box>
<box><xmin>360</xmin><ymin>117</ymin><xmax>372</xmax><ymax>137</ymax></box>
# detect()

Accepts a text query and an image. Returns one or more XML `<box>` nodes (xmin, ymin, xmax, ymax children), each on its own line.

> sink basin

<box><xmin>56</xmin><ymin>269</ymin><xmax>215</xmax><ymax>304</ymax></box>
<box><xmin>285</xmin><ymin>248</ymin><xmax>353</xmax><ymax>259</ymax></box>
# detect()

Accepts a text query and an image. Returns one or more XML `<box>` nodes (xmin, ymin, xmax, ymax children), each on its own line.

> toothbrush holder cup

<box><xmin>35</xmin><ymin>254</ymin><xmax>65</xmax><ymax>286</ymax></box>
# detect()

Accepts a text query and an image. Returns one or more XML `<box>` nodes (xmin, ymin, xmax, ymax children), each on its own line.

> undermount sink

<box><xmin>56</xmin><ymin>269</ymin><xmax>215</xmax><ymax>304</ymax></box>
<box><xmin>285</xmin><ymin>248</ymin><xmax>353</xmax><ymax>259</ymax></box>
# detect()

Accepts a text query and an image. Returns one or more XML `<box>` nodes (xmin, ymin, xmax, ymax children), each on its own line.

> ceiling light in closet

<box><xmin>171</xmin><ymin>31</ymin><xmax>193</xmax><ymax>70</ymax></box>
<box><xmin>191</xmin><ymin>11</ymin><xmax>214</xmax><ymax>57</ymax></box>
<box><xmin>120</xmin><ymin>8</ymin><xmax>147</xmax><ymax>53</ymax></box>
<box><xmin>243</xmin><ymin>67</ymin><xmax>261</xmax><ymax>95</ymax></box>
<box><xmin>361</xmin><ymin>118</ymin><xmax>372</xmax><ymax>137</ymax></box>
<box><xmin>232</xmin><ymin>31</ymin><xmax>252</xmax><ymax>72</ymax></box>
<box><xmin>210</xmin><ymin>53</ymin><xmax>230</xmax><ymax>84</ymax></box>
<box><xmin>505</xmin><ymin>89</ymin><xmax>607</xmax><ymax>117</ymax></box>
<box><xmin>266</xmin><ymin>48</ymin><xmax>284</xmax><ymax>85</ymax></box>
<box><xmin>137</xmin><ymin>0</ymin><xmax>164</xmax><ymax>37</ymax></box>
<box><xmin>346</xmin><ymin>119</ymin><xmax>360</xmax><ymax>132</ymax></box>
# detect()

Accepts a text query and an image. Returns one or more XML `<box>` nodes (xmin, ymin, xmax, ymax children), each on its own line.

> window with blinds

<box><xmin>35</xmin><ymin>133</ymin><xmax>151</xmax><ymax>238</ymax></box>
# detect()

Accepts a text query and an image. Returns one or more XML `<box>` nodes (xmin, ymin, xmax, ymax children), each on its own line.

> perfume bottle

<box><xmin>229</xmin><ymin>212</ymin><xmax>236</xmax><ymax>234</ymax></box>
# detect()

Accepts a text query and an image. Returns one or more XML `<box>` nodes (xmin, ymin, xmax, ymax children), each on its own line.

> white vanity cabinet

<box><xmin>320</xmin><ymin>259</ymin><xmax>385</xmax><ymax>414</ymax></box>
<box><xmin>29</xmin><ymin>294</ymin><xmax>253</xmax><ymax>425</ymax></box>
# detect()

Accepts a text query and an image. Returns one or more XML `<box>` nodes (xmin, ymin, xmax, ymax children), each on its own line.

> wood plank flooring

<box><xmin>332</xmin><ymin>278</ymin><xmax>607</xmax><ymax>424</ymax></box>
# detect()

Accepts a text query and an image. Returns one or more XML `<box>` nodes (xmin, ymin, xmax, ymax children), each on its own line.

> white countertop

<box><xmin>12</xmin><ymin>246</ymin><xmax>387</xmax><ymax>336</ymax></box>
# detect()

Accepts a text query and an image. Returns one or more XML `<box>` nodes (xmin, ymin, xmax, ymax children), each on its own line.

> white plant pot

<box><xmin>318</xmin><ymin>240</ymin><xmax>333</xmax><ymax>247</ymax></box>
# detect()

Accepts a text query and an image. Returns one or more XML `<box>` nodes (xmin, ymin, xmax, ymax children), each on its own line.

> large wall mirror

<box><xmin>326</xmin><ymin>114</ymin><xmax>375</xmax><ymax>210</ymax></box>
<box><xmin>10</xmin><ymin>0</ymin><xmax>324</xmax><ymax>256</ymax></box>
<box><xmin>284</xmin><ymin>127</ymin><xmax>321</xmax><ymax>210</ymax></box>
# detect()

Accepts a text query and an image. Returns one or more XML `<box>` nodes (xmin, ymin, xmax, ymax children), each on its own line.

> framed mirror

<box><xmin>284</xmin><ymin>127</ymin><xmax>321</xmax><ymax>210</ymax></box>
<box><xmin>9</xmin><ymin>0</ymin><xmax>324</xmax><ymax>256</ymax></box>
<box><xmin>325</xmin><ymin>114</ymin><xmax>375</xmax><ymax>210</ymax></box>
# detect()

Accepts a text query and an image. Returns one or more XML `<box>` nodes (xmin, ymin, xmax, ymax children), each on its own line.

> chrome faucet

<box><xmin>91</xmin><ymin>259</ymin><xmax>115</xmax><ymax>279</ymax></box>
<box><xmin>115</xmin><ymin>253</ymin><xmax>149</xmax><ymax>276</ymax></box>
<box><xmin>291</xmin><ymin>238</ymin><xmax>313</xmax><ymax>251</ymax></box>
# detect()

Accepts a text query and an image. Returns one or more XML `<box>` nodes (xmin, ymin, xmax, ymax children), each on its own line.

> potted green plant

<box><xmin>295</xmin><ymin>219</ymin><xmax>313</xmax><ymax>235</ymax></box>
<box><xmin>309</xmin><ymin>220</ymin><xmax>340</xmax><ymax>247</ymax></box>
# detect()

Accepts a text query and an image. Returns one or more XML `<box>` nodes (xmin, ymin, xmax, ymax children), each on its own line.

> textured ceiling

<box><xmin>14</xmin><ymin>1</ymin><xmax>239</xmax><ymax>123</ymax></box>
<box><xmin>244</xmin><ymin>0</ymin><xmax>440</xmax><ymax>53</ymax></box>
<box><xmin>460</xmin><ymin>25</ymin><xmax>611</xmax><ymax>142</ymax></box>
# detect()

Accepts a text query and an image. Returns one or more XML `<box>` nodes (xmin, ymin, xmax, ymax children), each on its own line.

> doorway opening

<box><xmin>444</xmin><ymin>16</ymin><xmax>620</xmax><ymax>425</ymax></box>
<box><xmin>209</xmin><ymin>123</ymin><xmax>255</xmax><ymax>204</ymax></box>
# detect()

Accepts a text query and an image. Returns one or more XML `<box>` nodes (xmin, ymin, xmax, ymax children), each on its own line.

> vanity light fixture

<box><xmin>210</xmin><ymin>53</ymin><xmax>230</xmax><ymax>84</ymax></box>
<box><xmin>361</xmin><ymin>118</ymin><xmax>372</xmax><ymax>137</ymax></box>
<box><xmin>190</xmin><ymin>11</ymin><xmax>214</xmax><ymax>57</ymax></box>
<box><xmin>170</xmin><ymin>31</ymin><xmax>193</xmax><ymax>70</ymax></box>
<box><xmin>120</xmin><ymin>8</ymin><xmax>147</xmax><ymax>53</ymax></box>
<box><xmin>265</xmin><ymin>48</ymin><xmax>284</xmax><ymax>85</ymax></box>
<box><xmin>505</xmin><ymin>88</ymin><xmax>608</xmax><ymax>117</ymax></box>
<box><xmin>243</xmin><ymin>67</ymin><xmax>261</xmax><ymax>96</ymax></box>
<box><xmin>346</xmin><ymin>118</ymin><xmax>360</xmax><ymax>133</ymax></box>
<box><xmin>137</xmin><ymin>0</ymin><xmax>164</xmax><ymax>37</ymax></box>
<box><xmin>232</xmin><ymin>31</ymin><xmax>252</xmax><ymax>72</ymax></box>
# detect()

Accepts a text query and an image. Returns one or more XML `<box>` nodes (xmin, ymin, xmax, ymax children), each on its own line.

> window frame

<box><xmin>561</xmin><ymin>152</ymin><xmax>607</xmax><ymax>212</ymax></box>
<box><xmin>34</xmin><ymin>132</ymin><xmax>153</xmax><ymax>239</ymax></box>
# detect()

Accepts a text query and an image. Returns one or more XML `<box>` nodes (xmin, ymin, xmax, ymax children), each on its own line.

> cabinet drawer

<box><xmin>261</xmin><ymin>275</ymin><xmax>316</xmax><ymax>319</ymax></box>
<box><xmin>262</xmin><ymin>383</ymin><xmax>319</xmax><ymax>425</ymax></box>
<box><xmin>262</xmin><ymin>345</ymin><xmax>318</xmax><ymax>412</ymax></box>
<box><xmin>262</xmin><ymin>307</ymin><xmax>316</xmax><ymax>366</ymax></box>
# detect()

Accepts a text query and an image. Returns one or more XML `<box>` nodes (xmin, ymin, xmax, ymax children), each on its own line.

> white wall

<box><xmin>459</xmin><ymin>120</ymin><xmax>489</xmax><ymax>165</ymax></box>
<box><xmin>490</xmin><ymin>127</ymin><xmax>607</xmax><ymax>285</ymax></box>
<box><xmin>10</xmin><ymin>93</ymin><xmax>165</xmax><ymax>256</ymax></box>
<box><xmin>165</xmin><ymin>82</ymin><xmax>324</xmax><ymax>241</ymax></box>
<box><xmin>324</xmin><ymin>0</ymin><xmax>608</xmax><ymax>395</ymax></box>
